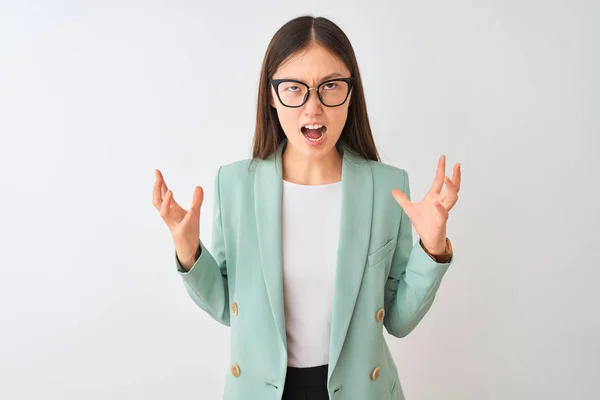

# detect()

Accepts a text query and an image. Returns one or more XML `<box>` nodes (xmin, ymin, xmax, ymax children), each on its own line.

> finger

<box><xmin>159</xmin><ymin>189</ymin><xmax>176</xmax><ymax>228</ymax></box>
<box><xmin>428</xmin><ymin>155</ymin><xmax>446</xmax><ymax>194</ymax></box>
<box><xmin>155</xmin><ymin>169</ymin><xmax>168</xmax><ymax>198</ymax></box>
<box><xmin>152</xmin><ymin>170</ymin><xmax>164</xmax><ymax>210</ymax></box>
<box><xmin>159</xmin><ymin>175</ymin><xmax>178</xmax><ymax>207</ymax></box>
<box><xmin>452</xmin><ymin>163</ymin><xmax>461</xmax><ymax>193</ymax></box>
<box><xmin>444</xmin><ymin>176</ymin><xmax>458</xmax><ymax>197</ymax></box>
<box><xmin>442</xmin><ymin>176</ymin><xmax>459</xmax><ymax>209</ymax></box>
<box><xmin>392</xmin><ymin>188</ymin><xmax>412</xmax><ymax>212</ymax></box>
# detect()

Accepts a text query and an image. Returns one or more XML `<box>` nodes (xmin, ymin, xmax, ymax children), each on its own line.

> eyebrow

<box><xmin>280</xmin><ymin>72</ymin><xmax>346</xmax><ymax>82</ymax></box>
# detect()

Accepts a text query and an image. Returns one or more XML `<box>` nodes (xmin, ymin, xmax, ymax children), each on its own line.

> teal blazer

<box><xmin>176</xmin><ymin>139</ymin><xmax>453</xmax><ymax>400</ymax></box>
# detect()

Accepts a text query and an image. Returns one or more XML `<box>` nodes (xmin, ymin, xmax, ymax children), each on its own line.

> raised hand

<box><xmin>152</xmin><ymin>169</ymin><xmax>204</xmax><ymax>268</ymax></box>
<box><xmin>391</xmin><ymin>155</ymin><xmax>461</xmax><ymax>255</ymax></box>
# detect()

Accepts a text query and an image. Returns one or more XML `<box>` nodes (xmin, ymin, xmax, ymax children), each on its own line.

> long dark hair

<box><xmin>251</xmin><ymin>15</ymin><xmax>380</xmax><ymax>162</ymax></box>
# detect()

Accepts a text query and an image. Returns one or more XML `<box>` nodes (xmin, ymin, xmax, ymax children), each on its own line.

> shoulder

<box><xmin>210</xmin><ymin>159</ymin><xmax>255</xmax><ymax>206</ymax></box>
<box><xmin>367</xmin><ymin>159</ymin><xmax>409</xmax><ymax>189</ymax></box>
<box><xmin>216</xmin><ymin>158</ymin><xmax>255</xmax><ymax>181</ymax></box>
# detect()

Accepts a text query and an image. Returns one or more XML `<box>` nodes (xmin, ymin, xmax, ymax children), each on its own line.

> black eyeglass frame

<box><xmin>269</xmin><ymin>77</ymin><xmax>356</xmax><ymax>108</ymax></box>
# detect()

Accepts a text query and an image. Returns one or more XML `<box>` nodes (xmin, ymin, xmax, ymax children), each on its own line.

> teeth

<box><xmin>304</xmin><ymin>124</ymin><xmax>323</xmax><ymax>130</ymax></box>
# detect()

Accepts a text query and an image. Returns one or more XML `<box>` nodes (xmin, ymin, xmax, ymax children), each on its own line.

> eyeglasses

<box><xmin>270</xmin><ymin>77</ymin><xmax>355</xmax><ymax>108</ymax></box>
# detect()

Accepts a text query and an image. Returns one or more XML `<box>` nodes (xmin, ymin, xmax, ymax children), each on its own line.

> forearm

<box><xmin>176</xmin><ymin>240</ymin><xmax>230</xmax><ymax>326</ymax></box>
<box><xmin>384</xmin><ymin>240</ymin><xmax>452</xmax><ymax>337</ymax></box>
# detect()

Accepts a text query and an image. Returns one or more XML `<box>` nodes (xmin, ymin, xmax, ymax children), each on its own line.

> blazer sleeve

<box><xmin>174</xmin><ymin>166</ymin><xmax>230</xmax><ymax>327</ymax></box>
<box><xmin>383</xmin><ymin>169</ymin><xmax>453</xmax><ymax>338</ymax></box>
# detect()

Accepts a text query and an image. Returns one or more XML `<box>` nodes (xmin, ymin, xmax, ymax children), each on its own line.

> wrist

<box><xmin>421</xmin><ymin>238</ymin><xmax>448</xmax><ymax>255</ymax></box>
<box><xmin>177</xmin><ymin>245</ymin><xmax>201</xmax><ymax>269</ymax></box>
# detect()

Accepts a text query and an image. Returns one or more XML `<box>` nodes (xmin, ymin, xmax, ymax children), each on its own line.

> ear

<box><xmin>269</xmin><ymin>87</ymin><xmax>277</xmax><ymax>109</ymax></box>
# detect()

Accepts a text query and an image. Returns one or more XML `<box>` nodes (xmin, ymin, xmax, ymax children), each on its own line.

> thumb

<box><xmin>392</xmin><ymin>188</ymin><xmax>411</xmax><ymax>211</ymax></box>
<box><xmin>182</xmin><ymin>186</ymin><xmax>204</xmax><ymax>225</ymax></box>
<box><xmin>191</xmin><ymin>185</ymin><xmax>204</xmax><ymax>213</ymax></box>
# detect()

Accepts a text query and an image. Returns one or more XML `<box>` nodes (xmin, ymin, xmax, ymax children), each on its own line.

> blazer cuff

<box><xmin>420</xmin><ymin>238</ymin><xmax>453</xmax><ymax>263</ymax></box>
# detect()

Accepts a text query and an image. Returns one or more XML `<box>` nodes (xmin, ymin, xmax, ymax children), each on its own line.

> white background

<box><xmin>1</xmin><ymin>0</ymin><xmax>598</xmax><ymax>399</ymax></box>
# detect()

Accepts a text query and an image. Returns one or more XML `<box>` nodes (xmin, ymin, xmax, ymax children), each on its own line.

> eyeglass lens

<box><xmin>277</xmin><ymin>80</ymin><xmax>350</xmax><ymax>107</ymax></box>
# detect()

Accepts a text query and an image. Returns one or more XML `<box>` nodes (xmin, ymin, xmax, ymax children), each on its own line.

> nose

<box><xmin>303</xmin><ymin>89</ymin><xmax>323</xmax><ymax>115</ymax></box>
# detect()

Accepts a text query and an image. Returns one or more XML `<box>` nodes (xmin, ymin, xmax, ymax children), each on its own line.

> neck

<box><xmin>282</xmin><ymin>143</ymin><xmax>343</xmax><ymax>185</ymax></box>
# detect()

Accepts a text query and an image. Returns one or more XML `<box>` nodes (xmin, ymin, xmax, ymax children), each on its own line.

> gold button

<box><xmin>231</xmin><ymin>302</ymin><xmax>238</xmax><ymax>316</ymax></box>
<box><xmin>231</xmin><ymin>364</ymin><xmax>241</xmax><ymax>377</ymax></box>
<box><xmin>376</xmin><ymin>307</ymin><xmax>385</xmax><ymax>322</ymax></box>
<box><xmin>371</xmin><ymin>367</ymin><xmax>381</xmax><ymax>381</ymax></box>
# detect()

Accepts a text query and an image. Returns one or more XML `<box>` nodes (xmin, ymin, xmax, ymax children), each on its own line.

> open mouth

<box><xmin>301</xmin><ymin>124</ymin><xmax>327</xmax><ymax>142</ymax></box>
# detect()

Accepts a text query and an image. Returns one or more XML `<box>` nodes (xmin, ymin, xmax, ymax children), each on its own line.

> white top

<box><xmin>281</xmin><ymin>179</ymin><xmax>342</xmax><ymax>368</ymax></box>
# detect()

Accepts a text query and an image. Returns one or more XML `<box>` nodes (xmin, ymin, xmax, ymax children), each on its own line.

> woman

<box><xmin>153</xmin><ymin>15</ymin><xmax>460</xmax><ymax>400</ymax></box>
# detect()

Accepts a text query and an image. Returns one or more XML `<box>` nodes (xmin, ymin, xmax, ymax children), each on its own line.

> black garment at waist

<box><xmin>285</xmin><ymin>364</ymin><xmax>328</xmax><ymax>388</ymax></box>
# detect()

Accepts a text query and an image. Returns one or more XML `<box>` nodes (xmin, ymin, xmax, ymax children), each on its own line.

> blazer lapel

<box><xmin>254</xmin><ymin>141</ymin><xmax>287</xmax><ymax>351</ymax></box>
<box><xmin>327</xmin><ymin>146</ymin><xmax>373</xmax><ymax>383</ymax></box>
<box><xmin>253</xmin><ymin>138</ymin><xmax>374</xmax><ymax>379</ymax></box>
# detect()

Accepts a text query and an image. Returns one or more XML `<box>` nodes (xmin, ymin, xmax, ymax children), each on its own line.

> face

<box><xmin>270</xmin><ymin>44</ymin><xmax>352</xmax><ymax>159</ymax></box>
